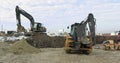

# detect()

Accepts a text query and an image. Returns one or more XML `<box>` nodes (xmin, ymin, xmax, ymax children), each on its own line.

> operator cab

<box><xmin>33</xmin><ymin>22</ymin><xmax>46</xmax><ymax>32</ymax></box>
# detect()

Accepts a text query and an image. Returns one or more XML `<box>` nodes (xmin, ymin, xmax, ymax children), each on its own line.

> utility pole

<box><xmin>1</xmin><ymin>25</ymin><xmax>3</xmax><ymax>31</ymax></box>
<box><xmin>0</xmin><ymin>17</ymin><xmax>1</xmax><ymax>31</ymax></box>
<box><xmin>0</xmin><ymin>16</ymin><xmax>3</xmax><ymax>32</ymax></box>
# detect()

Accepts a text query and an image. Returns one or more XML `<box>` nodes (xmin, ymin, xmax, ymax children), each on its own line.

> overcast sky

<box><xmin>0</xmin><ymin>0</ymin><xmax>120</xmax><ymax>34</ymax></box>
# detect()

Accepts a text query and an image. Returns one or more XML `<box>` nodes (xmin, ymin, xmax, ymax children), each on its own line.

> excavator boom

<box><xmin>16</xmin><ymin>6</ymin><xmax>35</xmax><ymax>31</ymax></box>
<box><xmin>15</xmin><ymin>6</ymin><xmax>46</xmax><ymax>32</ymax></box>
<box><xmin>71</xmin><ymin>13</ymin><xmax>96</xmax><ymax>45</ymax></box>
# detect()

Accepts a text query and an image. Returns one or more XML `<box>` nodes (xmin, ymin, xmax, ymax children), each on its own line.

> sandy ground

<box><xmin>0</xmin><ymin>46</ymin><xmax>120</xmax><ymax>63</ymax></box>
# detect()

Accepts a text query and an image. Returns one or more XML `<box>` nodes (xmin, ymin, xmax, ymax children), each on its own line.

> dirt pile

<box><xmin>26</xmin><ymin>32</ymin><xmax>65</xmax><ymax>48</ymax></box>
<box><xmin>26</xmin><ymin>33</ymin><xmax>52</xmax><ymax>48</ymax></box>
<box><xmin>0</xmin><ymin>42</ymin><xmax>10</xmax><ymax>56</ymax></box>
<box><xmin>26</xmin><ymin>32</ymin><xmax>118</xmax><ymax>48</ymax></box>
<box><xmin>9</xmin><ymin>40</ymin><xmax>41</xmax><ymax>54</ymax></box>
<box><xmin>26</xmin><ymin>34</ymin><xmax>118</xmax><ymax>48</ymax></box>
<box><xmin>50</xmin><ymin>36</ymin><xmax>65</xmax><ymax>48</ymax></box>
<box><xmin>96</xmin><ymin>36</ymin><xmax>116</xmax><ymax>44</ymax></box>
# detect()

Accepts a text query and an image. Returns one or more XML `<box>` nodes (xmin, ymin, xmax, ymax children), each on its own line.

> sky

<box><xmin>0</xmin><ymin>0</ymin><xmax>120</xmax><ymax>34</ymax></box>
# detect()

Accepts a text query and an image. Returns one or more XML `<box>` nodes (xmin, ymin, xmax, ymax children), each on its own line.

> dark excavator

<box><xmin>15</xmin><ymin>6</ymin><xmax>46</xmax><ymax>33</ymax></box>
<box><xmin>65</xmin><ymin>13</ymin><xmax>96</xmax><ymax>54</ymax></box>
<box><xmin>15</xmin><ymin>6</ymin><xmax>48</xmax><ymax>47</ymax></box>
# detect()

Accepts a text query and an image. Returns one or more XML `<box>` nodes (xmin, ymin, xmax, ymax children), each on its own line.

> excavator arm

<box><xmin>69</xmin><ymin>13</ymin><xmax>96</xmax><ymax>45</ymax></box>
<box><xmin>15</xmin><ymin>6</ymin><xmax>35</xmax><ymax>31</ymax></box>
<box><xmin>15</xmin><ymin>6</ymin><xmax>46</xmax><ymax>32</ymax></box>
<box><xmin>87</xmin><ymin>13</ymin><xmax>96</xmax><ymax>45</ymax></box>
<box><xmin>76</xmin><ymin>13</ymin><xmax>96</xmax><ymax>45</ymax></box>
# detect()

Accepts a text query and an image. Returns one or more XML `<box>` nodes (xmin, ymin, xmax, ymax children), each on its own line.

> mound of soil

<box><xmin>26</xmin><ymin>33</ymin><xmax>118</xmax><ymax>48</ymax></box>
<box><xmin>50</xmin><ymin>36</ymin><xmax>65</xmax><ymax>48</ymax></box>
<box><xmin>0</xmin><ymin>42</ymin><xmax>10</xmax><ymax>56</ymax></box>
<box><xmin>96</xmin><ymin>36</ymin><xmax>117</xmax><ymax>44</ymax></box>
<box><xmin>9</xmin><ymin>40</ymin><xmax>41</xmax><ymax>54</ymax></box>
<box><xmin>26</xmin><ymin>32</ymin><xmax>65</xmax><ymax>48</ymax></box>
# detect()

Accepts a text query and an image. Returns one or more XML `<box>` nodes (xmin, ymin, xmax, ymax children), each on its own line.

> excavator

<box><xmin>15</xmin><ymin>6</ymin><xmax>46</xmax><ymax>33</ymax></box>
<box><xmin>15</xmin><ymin>6</ymin><xmax>47</xmax><ymax>47</ymax></box>
<box><xmin>65</xmin><ymin>13</ymin><xmax>96</xmax><ymax>54</ymax></box>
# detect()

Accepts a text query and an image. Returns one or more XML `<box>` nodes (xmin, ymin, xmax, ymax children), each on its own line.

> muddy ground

<box><xmin>0</xmin><ymin>43</ymin><xmax>120</xmax><ymax>63</ymax></box>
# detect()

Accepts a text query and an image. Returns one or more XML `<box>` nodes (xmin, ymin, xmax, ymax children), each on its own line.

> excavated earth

<box><xmin>26</xmin><ymin>33</ymin><xmax>117</xmax><ymax>48</ymax></box>
<box><xmin>26</xmin><ymin>33</ymin><xmax>65</xmax><ymax>48</ymax></box>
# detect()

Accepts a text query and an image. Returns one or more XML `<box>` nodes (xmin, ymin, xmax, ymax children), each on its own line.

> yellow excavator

<box><xmin>103</xmin><ymin>32</ymin><xmax>120</xmax><ymax>50</ymax></box>
<box><xmin>65</xmin><ymin>13</ymin><xmax>96</xmax><ymax>54</ymax></box>
<box><xmin>15</xmin><ymin>6</ymin><xmax>46</xmax><ymax>33</ymax></box>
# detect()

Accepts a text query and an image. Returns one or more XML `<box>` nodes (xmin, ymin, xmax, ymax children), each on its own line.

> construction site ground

<box><xmin>0</xmin><ymin>41</ymin><xmax>120</xmax><ymax>63</ymax></box>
